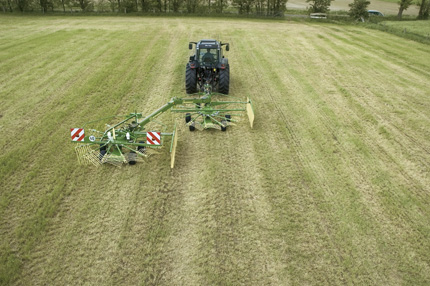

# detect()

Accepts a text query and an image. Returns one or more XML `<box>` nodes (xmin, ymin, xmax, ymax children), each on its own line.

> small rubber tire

<box><xmin>221</xmin><ymin>121</ymin><xmax>227</xmax><ymax>132</ymax></box>
<box><xmin>128</xmin><ymin>151</ymin><xmax>136</xmax><ymax>165</ymax></box>
<box><xmin>99</xmin><ymin>149</ymin><xmax>107</xmax><ymax>161</ymax></box>
<box><xmin>225</xmin><ymin>114</ymin><xmax>231</xmax><ymax>122</ymax></box>
<box><xmin>189</xmin><ymin>125</ymin><xmax>195</xmax><ymax>131</ymax></box>
<box><xmin>138</xmin><ymin>141</ymin><xmax>145</xmax><ymax>153</ymax></box>
<box><xmin>185</xmin><ymin>113</ymin><xmax>191</xmax><ymax>123</ymax></box>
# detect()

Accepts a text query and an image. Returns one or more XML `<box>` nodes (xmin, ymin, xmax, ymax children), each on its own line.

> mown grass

<box><xmin>1</xmin><ymin>15</ymin><xmax>430</xmax><ymax>285</ymax></box>
<box><xmin>382</xmin><ymin>20</ymin><xmax>430</xmax><ymax>37</ymax></box>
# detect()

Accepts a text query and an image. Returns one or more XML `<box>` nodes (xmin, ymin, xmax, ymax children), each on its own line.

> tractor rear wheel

<box><xmin>185</xmin><ymin>64</ymin><xmax>197</xmax><ymax>94</ymax></box>
<box><xmin>218</xmin><ymin>67</ymin><xmax>229</xmax><ymax>95</ymax></box>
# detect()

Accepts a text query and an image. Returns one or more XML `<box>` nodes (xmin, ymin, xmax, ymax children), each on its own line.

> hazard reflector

<box><xmin>147</xmin><ymin>132</ymin><xmax>161</xmax><ymax>145</ymax></box>
<box><xmin>71</xmin><ymin>128</ymin><xmax>85</xmax><ymax>141</ymax></box>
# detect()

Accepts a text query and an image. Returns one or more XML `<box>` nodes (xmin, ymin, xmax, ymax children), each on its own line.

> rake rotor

<box><xmin>71</xmin><ymin>86</ymin><xmax>253</xmax><ymax>167</ymax></box>
<box><xmin>71</xmin><ymin>113</ymin><xmax>178</xmax><ymax>167</ymax></box>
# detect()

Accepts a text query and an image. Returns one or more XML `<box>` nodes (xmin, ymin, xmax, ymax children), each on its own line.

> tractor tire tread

<box><xmin>218</xmin><ymin>66</ymin><xmax>230</xmax><ymax>95</ymax></box>
<box><xmin>185</xmin><ymin>64</ymin><xmax>197</xmax><ymax>94</ymax></box>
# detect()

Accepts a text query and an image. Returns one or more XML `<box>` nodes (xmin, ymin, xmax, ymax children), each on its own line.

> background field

<box><xmin>286</xmin><ymin>0</ymin><xmax>420</xmax><ymax>16</ymax></box>
<box><xmin>382</xmin><ymin>20</ymin><xmax>430</xmax><ymax>37</ymax></box>
<box><xmin>1</xmin><ymin>15</ymin><xmax>430</xmax><ymax>285</ymax></box>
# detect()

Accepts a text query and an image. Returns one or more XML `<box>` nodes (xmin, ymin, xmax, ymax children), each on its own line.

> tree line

<box><xmin>1</xmin><ymin>0</ymin><xmax>428</xmax><ymax>19</ymax></box>
<box><xmin>0</xmin><ymin>0</ymin><xmax>288</xmax><ymax>15</ymax></box>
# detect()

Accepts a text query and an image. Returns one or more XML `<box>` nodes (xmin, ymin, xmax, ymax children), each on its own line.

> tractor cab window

<box><xmin>199</xmin><ymin>49</ymin><xmax>218</xmax><ymax>65</ymax></box>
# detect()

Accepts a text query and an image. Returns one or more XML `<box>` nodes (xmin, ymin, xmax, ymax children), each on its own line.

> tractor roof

<box><xmin>198</xmin><ymin>39</ymin><xmax>219</xmax><ymax>49</ymax></box>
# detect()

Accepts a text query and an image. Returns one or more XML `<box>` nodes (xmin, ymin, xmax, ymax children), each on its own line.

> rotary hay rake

<box><xmin>71</xmin><ymin>86</ymin><xmax>254</xmax><ymax>168</ymax></box>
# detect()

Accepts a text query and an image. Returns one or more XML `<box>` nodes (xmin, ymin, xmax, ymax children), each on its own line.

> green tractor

<box><xmin>185</xmin><ymin>39</ymin><xmax>230</xmax><ymax>95</ymax></box>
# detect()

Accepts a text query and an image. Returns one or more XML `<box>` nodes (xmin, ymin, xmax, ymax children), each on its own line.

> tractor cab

<box><xmin>200</xmin><ymin>48</ymin><xmax>218</xmax><ymax>65</ymax></box>
<box><xmin>196</xmin><ymin>40</ymin><xmax>220</xmax><ymax>66</ymax></box>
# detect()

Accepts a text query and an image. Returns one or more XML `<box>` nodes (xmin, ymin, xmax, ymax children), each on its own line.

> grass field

<box><xmin>1</xmin><ymin>15</ymin><xmax>430</xmax><ymax>285</ymax></box>
<box><xmin>383</xmin><ymin>20</ymin><xmax>430</xmax><ymax>37</ymax></box>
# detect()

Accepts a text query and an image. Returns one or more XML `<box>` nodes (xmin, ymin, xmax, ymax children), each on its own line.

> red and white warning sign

<box><xmin>146</xmin><ymin>131</ymin><xmax>161</xmax><ymax>145</ymax></box>
<box><xmin>71</xmin><ymin>128</ymin><xmax>85</xmax><ymax>142</ymax></box>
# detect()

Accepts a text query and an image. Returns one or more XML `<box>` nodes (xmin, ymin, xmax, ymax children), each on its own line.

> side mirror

<box><xmin>189</xmin><ymin>43</ymin><xmax>193</xmax><ymax>50</ymax></box>
<box><xmin>226</xmin><ymin>44</ymin><xmax>229</xmax><ymax>51</ymax></box>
